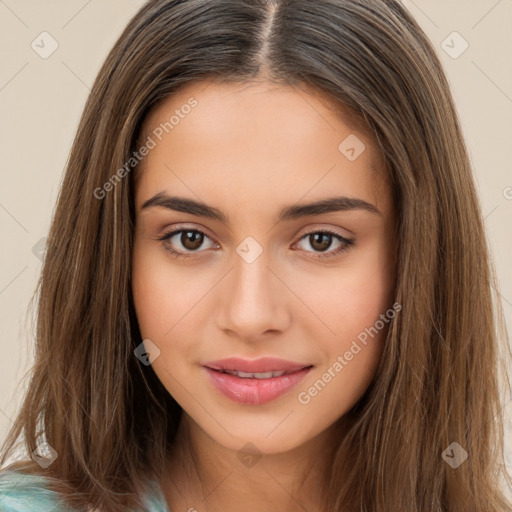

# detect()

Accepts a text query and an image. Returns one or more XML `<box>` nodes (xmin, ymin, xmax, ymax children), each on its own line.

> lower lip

<box><xmin>204</xmin><ymin>366</ymin><xmax>312</xmax><ymax>405</ymax></box>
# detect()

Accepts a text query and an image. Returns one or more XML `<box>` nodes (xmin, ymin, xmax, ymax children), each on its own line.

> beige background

<box><xmin>0</xmin><ymin>0</ymin><xmax>511</xmax><ymax>486</ymax></box>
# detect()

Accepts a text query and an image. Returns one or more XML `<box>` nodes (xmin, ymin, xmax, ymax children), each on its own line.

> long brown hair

<box><xmin>1</xmin><ymin>0</ymin><xmax>511</xmax><ymax>510</ymax></box>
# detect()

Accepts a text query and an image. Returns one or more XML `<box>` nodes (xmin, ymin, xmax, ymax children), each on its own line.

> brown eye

<box><xmin>296</xmin><ymin>230</ymin><xmax>355</xmax><ymax>259</ymax></box>
<box><xmin>180</xmin><ymin>230</ymin><xmax>204</xmax><ymax>251</ymax></box>
<box><xmin>308</xmin><ymin>232</ymin><xmax>333</xmax><ymax>252</ymax></box>
<box><xmin>157</xmin><ymin>228</ymin><xmax>218</xmax><ymax>258</ymax></box>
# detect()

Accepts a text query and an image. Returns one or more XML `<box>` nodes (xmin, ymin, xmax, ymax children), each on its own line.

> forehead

<box><xmin>140</xmin><ymin>79</ymin><xmax>371</xmax><ymax>152</ymax></box>
<box><xmin>135</xmin><ymin>80</ymin><xmax>391</xmax><ymax>218</ymax></box>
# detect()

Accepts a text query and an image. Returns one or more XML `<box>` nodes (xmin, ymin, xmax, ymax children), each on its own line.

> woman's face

<box><xmin>132</xmin><ymin>80</ymin><xmax>397</xmax><ymax>454</ymax></box>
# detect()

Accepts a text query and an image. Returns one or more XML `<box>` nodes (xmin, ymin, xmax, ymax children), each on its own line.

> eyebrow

<box><xmin>141</xmin><ymin>192</ymin><xmax>381</xmax><ymax>223</ymax></box>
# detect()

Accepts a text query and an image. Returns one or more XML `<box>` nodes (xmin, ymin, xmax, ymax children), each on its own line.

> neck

<box><xmin>161</xmin><ymin>413</ymin><xmax>347</xmax><ymax>512</ymax></box>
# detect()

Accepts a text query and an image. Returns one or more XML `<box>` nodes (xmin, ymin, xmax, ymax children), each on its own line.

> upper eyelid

<box><xmin>159</xmin><ymin>225</ymin><xmax>219</xmax><ymax>245</ymax></box>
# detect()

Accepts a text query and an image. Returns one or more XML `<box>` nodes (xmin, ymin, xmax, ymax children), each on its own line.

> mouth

<box><xmin>212</xmin><ymin>368</ymin><xmax>302</xmax><ymax>379</ymax></box>
<box><xmin>202</xmin><ymin>357</ymin><xmax>314</xmax><ymax>405</ymax></box>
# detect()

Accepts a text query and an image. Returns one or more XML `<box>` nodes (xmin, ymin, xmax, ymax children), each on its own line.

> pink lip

<box><xmin>202</xmin><ymin>357</ymin><xmax>313</xmax><ymax>405</ymax></box>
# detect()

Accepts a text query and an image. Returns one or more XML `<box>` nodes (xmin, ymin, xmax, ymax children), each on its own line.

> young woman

<box><xmin>1</xmin><ymin>0</ymin><xmax>510</xmax><ymax>511</ymax></box>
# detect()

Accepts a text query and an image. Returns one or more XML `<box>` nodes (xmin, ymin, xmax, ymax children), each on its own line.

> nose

<box><xmin>215</xmin><ymin>247</ymin><xmax>291</xmax><ymax>342</ymax></box>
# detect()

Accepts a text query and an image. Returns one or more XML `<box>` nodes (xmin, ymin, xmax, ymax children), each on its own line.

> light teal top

<box><xmin>0</xmin><ymin>469</ymin><xmax>170</xmax><ymax>511</ymax></box>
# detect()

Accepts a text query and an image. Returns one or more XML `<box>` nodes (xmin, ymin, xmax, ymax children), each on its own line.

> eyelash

<box><xmin>156</xmin><ymin>226</ymin><xmax>355</xmax><ymax>260</ymax></box>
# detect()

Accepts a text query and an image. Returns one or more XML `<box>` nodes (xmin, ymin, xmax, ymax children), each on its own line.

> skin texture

<box><xmin>132</xmin><ymin>80</ymin><xmax>397</xmax><ymax>512</ymax></box>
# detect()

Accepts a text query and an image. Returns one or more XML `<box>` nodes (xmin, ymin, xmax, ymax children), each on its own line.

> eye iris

<box><xmin>310</xmin><ymin>233</ymin><xmax>332</xmax><ymax>252</ymax></box>
<box><xmin>181</xmin><ymin>230</ymin><xmax>203</xmax><ymax>250</ymax></box>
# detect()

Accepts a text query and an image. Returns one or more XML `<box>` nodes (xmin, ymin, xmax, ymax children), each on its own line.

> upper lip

<box><xmin>203</xmin><ymin>357</ymin><xmax>312</xmax><ymax>374</ymax></box>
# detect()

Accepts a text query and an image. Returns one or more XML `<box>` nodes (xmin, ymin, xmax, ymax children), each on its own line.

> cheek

<box><xmin>132</xmin><ymin>250</ymin><xmax>174</xmax><ymax>339</ymax></box>
<box><xmin>310</xmin><ymin>236</ymin><xmax>395</xmax><ymax>343</ymax></box>
<box><xmin>131</xmin><ymin>241</ymin><xmax>202</xmax><ymax>338</ymax></box>
<box><xmin>131</xmin><ymin>246</ymin><xmax>200</xmax><ymax>398</ymax></box>
<box><xmin>306</xmin><ymin>238</ymin><xmax>394</xmax><ymax>395</ymax></box>
<box><xmin>131</xmin><ymin>242</ymin><xmax>218</xmax><ymax>384</ymax></box>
